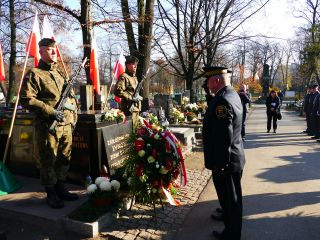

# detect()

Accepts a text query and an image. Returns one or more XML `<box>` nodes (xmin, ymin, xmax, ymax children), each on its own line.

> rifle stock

<box><xmin>49</xmin><ymin>57</ymin><xmax>87</xmax><ymax>134</ymax></box>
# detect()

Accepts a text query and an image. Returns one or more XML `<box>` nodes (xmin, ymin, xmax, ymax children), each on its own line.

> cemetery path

<box><xmin>174</xmin><ymin>104</ymin><xmax>320</xmax><ymax>240</ymax></box>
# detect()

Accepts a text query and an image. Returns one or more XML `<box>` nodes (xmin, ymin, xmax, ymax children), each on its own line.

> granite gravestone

<box><xmin>154</xmin><ymin>94</ymin><xmax>173</xmax><ymax>119</ymax></box>
<box><xmin>101</xmin><ymin>120</ymin><xmax>132</xmax><ymax>169</ymax></box>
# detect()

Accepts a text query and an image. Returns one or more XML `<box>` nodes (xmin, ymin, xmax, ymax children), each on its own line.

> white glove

<box><xmin>132</xmin><ymin>95</ymin><xmax>143</xmax><ymax>102</ymax></box>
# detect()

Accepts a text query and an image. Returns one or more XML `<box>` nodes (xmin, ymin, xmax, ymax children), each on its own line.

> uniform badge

<box><xmin>215</xmin><ymin>105</ymin><xmax>228</xmax><ymax>119</ymax></box>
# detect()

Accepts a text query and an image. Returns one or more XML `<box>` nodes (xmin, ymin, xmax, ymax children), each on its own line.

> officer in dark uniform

<box><xmin>202</xmin><ymin>66</ymin><xmax>245</xmax><ymax>240</ymax></box>
<box><xmin>114</xmin><ymin>56</ymin><xmax>142</xmax><ymax>130</ymax></box>
<box><xmin>20</xmin><ymin>38</ymin><xmax>78</xmax><ymax>209</ymax></box>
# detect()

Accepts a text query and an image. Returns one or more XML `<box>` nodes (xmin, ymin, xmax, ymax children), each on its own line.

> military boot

<box><xmin>55</xmin><ymin>181</ymin><xmax>79</xmax><ymax>201</ymax></box>
<box><xmin>45</xmin><ymin>187</ymin><xmax>64</xmax><ymax>209</ymax></box>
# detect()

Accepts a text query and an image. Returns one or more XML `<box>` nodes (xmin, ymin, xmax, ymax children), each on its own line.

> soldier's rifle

<box><xmin>49</xmin><ymin>57</ymin><xmax>87</xmax><ymax>134</ymax></box>
<box><xmin>129</xmin><ymin>68</ymin><xmax>149</xmax><ymax>113</ymax></box>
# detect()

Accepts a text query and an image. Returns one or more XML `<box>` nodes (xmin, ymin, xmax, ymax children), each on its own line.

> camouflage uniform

<box><xmin>114</xmin><ymin>70</ymin><xmax>141</xmax><ymax>129</ymax></box>
<box><xmin>20</xmin><ymin>59</ymin><xmax>77</xmax><ymax>187</ymax></box>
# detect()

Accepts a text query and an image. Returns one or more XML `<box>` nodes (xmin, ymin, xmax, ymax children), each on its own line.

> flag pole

<box><xmin>57</xmin><ymin>45</ymin><xmax>69</xmax><ymax>79</ymax></box>
<box><xmin>106</xmin><ymin>76</ymin><xmax>115</xmax><ymax>104</ymax></box>
<box><xmin>2</xmin><ymin>32</ymin><xmax>33</xmax><ymax>164</ymax></box>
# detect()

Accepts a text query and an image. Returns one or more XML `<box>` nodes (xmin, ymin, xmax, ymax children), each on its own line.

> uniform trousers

<box><xmin>212</xmin><ymin>169</ymin><xmax>243</xmax><ymax>240</ymax></box>
<box><xmin>37</xmin><ymin>124</ymin><xmax>73</xmax><ymax>186</ymax></box>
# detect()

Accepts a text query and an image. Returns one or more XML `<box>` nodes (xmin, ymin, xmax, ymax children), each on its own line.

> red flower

<box><xmin>135</xmin><ymin>138</ymin><xmax>145</xmax><ymax>152</ymax></box>
<box><xmin>151</xmin><ymin>180</ymin><xmax>159</xmax><ymax>187</ymax></box>
<box><xmin>136</xmin><ymin>164</ymin><xmax>144</xmax><ymax>176</ymax></box>
<box><xmin>136</xmin><ymin>127</ymin><xmax>148</xmax><ymax>137</ymax></box>
<box><xmin>165</xmin><ymin>158</ymin><xmax>173</xmax><ymax>170</ymax></box>
<box><xmin>152</xmin><ymin>149</ymin><xmax>157</xmax><ymax>158</ymax></box>
<box><xmin>172</xmin><ymin>168</ymin><xmax>179</xmax><ymax>180</ymax></box>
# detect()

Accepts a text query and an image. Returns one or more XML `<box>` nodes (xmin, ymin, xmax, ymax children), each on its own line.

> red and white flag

<box><xmin>113</xmin><ymin>51</ymin><xmax>126</xmax><ymax>103</ymax></box>
<box><xmin>26</xmin><ymin>12</ymin><xmax>41</xmax><ymax>67</ymax></box>
<box><xmin>42</xmin><ymin>15</ymin><xmax>61</xmax><ymax>57</ymax></box>
<box><xmin>113</xmin><ymin>50</ymin><xmax>126</xmax><ymax>81</ymax></box>
<box><xmin>0</xmin><ymin>43</ymin><xmax>5</xmax><ymax>82</ymax></box>
<box><xmin>90</xmin><ymin>35</ymin><xmax>101</xmax><ymax>95</ymax></box>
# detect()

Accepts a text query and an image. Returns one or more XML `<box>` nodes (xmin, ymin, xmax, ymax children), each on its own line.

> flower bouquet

<box><xmin>101</xmin><ymin>108</ymin><xmax>126</xmax><ymax>123</ymax></box>
<box><xmin>87</xmin><ymin>177</ymin><xmax>121</xmax><ymax>207</ymax></box>
<box><xmin>124</xmin><ymin>119</ymin><xmax>187</xmax><ymax>205</ymax></box>
<box><xmin>171</xmin><ymin>107</ymin><xmax>185</xmax><ymax>123</ymax></box>
<box><xmin>184</xmin><ymin>103</ymin><xmax>199</xmax><ymax>114</ymax></box>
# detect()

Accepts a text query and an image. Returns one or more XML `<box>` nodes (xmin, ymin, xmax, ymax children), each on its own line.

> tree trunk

<box><xmin>81</xmin><ymin>0</ymin><xmax>92</xmax><ymax>84</ymax></box>
<box><xmin>138</xmin><ymin>0</ymin><xmax>154</xmax><ymax>98</ymax></box>
<box><xmin>7</xmin><ymin>0</ymin><xmax>16</xmax><ymax>106</ymax></box>
<box><xmin>121</xmin><ymin>0</ymin><xmax>154</xmax><ymax>98</ymax></box>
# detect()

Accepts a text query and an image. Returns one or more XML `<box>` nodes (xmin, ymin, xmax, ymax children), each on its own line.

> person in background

<box><xmin>114</xmin><ymin>56</ymin><xmax>142</xmax><ymax>130</ymax></box>
<box><xmin>238</xmin><ymin>84</ymin><xmax>251</xmax><ymax>141</ymax></box>
<box><xmin>310</xmin><ymin>85</ymin><xmax>320</xmax><ymax>139</ymax></box>
<box><xmin>265</xmin><ymin>90</ymin><xmax>280</xmax><ymax>133</ymax></box>
<box><xmin>202</xmin><ymin>66</ymin><xmax>245</xmax><ymax>240</ymax></box>
<box><xmin>303</xmin><ymin>86</ymin><xmax>312</xmax><ymax>134</ymax></box>
<box><xmin>20</xmin><ymin>38</ymin><xmax>78</xmax><ymax>209</ymax></box>
<box><xmin>306</xmin><ymin>85</ymin><xmax>319</xmax><ymax>136</ymax></box>
<box><xmin>278</xmin><ymin>90</ymin><xmax>284</xmax><ymax>105</ymax></box>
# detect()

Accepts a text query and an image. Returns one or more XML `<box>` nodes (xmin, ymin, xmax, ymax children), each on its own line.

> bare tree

<box><xmin>154</xmin><ymin>0</ymin><xmax>270</xmax><ymax>102</ymax></box>
<box><xmin>296</xmin><ymin>0</ymin><xmax>320</xmax><ymax>85</ymax></box>
<box><xmin>119</xmin><ymin>0</ymin><xmax>155</xmax><ymax>98</ymax></box>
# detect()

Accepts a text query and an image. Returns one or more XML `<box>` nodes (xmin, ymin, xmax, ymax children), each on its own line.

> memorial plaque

<box><xmin>101</xmin><ymin>120</ymin><xmax>132</xmax><ymax>168</ymax></box>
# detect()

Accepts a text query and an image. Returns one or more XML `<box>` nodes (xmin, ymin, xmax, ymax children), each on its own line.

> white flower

<box><xmin>95</xmin><ymin>177</ymin><xmax>108</xmax><ymax>185</ymax></box>
<box><xmin>100</xmin><ymin>180</ymin><xmax>112</xmax><ymax>191</ymax></box>
<box><xmin>111</xmin><ymin>180</ymin><xmax>121</xmax><ymax>191</ymax></box>
<box><xmin>127</xmin><ymin>177</ymin><xmax>132</xmax><ymax>185</ymax></box>
<box><xmin>87</xmin><ymin>184</ymin><xmax>97</xmax><ymax>194</ymax></box>
<box><xmin>109</xmin><ymin>169</ymin><xmax>116</xmax><ymax>176</ymax></box>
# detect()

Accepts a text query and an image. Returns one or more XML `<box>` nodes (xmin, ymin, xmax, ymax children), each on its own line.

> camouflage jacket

<box><xmin>20</xmin><ymin>59</ymin><xmax>78</xmax><ymax>127</ymax></box>
<box><xmin>114</xmin><ymin>71</ymin><xmax>141</xmax><ymax>114</ymax></box>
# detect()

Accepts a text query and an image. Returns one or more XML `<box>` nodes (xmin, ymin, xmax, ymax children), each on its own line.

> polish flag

<box><xmin>42</xmin><ymin>15</ymin><xmax>61</xmax><ymax>57</ymax></box>
<box><xmin>113</xmin><ymin>51</ymin><xmax>126</xmax><ymax>81</ymax></box>
<box><xmin>113</xmin><ymin>51</ymin><xmax>126</xmax><ymax>103</ymax></box>
<box><xmin>26</xmin><ymin>13</ymin><xmax>41</xmax><ymax>67</ymax></box>
<box><xmin>0</xmin><ymin>43</ymin><xmax>5</xmax><ymax>82</ymax></box>
<box><xmin>90</xmin><ymin>35</ymin><xmax>101</xmax><ymax>95</ymax></box>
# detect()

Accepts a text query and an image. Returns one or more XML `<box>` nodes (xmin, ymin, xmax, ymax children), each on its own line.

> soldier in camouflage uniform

<box><xmin>114</xmin><ymin>56</ymin><xmax>142</xmax><ymax>129</ymax></box>
<box><xmin>20</xmin><ymin>38</ymin><xmax>78</xmax><ymax>209</ymax></box>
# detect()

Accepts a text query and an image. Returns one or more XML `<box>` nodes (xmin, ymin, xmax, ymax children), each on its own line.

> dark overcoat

<box><xmin>202</xmin><ymin>85</ymin><xmax>245</xmax><ymax>172</ymax></box>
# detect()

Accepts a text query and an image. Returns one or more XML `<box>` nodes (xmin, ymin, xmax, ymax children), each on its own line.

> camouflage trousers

<box><xmin>132</xmin><ymin>111</ymin><xmax>139</xmax><ymax>131</ymax></box>
<box><xmin>36</xmin><ymin>124</ymin><xmax>73</xmax><ymax>187</ymax></box>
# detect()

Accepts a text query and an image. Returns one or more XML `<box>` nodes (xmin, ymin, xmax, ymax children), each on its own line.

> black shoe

<box><xmin>212</xmin><ymin>230</ymin><xmax>226</xmax><ymax>240</ymax></box>
<box><xmin>211</xmin><ymin>212</ymin><xmax>224</xmax><ymax>221</ymax></box>
<box><xmin>267</xmin><ymin>130</ymin><xmax>270</xmax><ymax>133</ymax></box>
<box><xmin>273</xmin><ymin>130</ymin><xmax>276</xmax><ymax>133</ymax></box>
<box><xmin>311</xmin><ymin>136</ymin><xmax>320</xmax><ymax>139</ymax></box>
<box><xmin>215</xmin><ymin>207</ymin><xmax>223</xmax><ymax>213</ymax></box>
<box><xmin>45</xmin><ymin>187</ymin><xmax>64</xmax><ymax>209</ymax></box>
<box><xmin>55</xmin><ymin>181</ymin><xmax>79</xmax><ymax>201</ymax></box>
